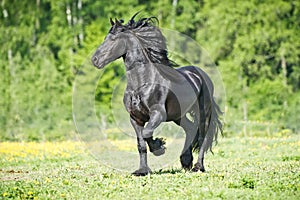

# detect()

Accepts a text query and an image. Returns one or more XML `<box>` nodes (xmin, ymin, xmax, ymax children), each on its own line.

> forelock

<box><xmin>109</xmin><ymin>15</ymin><xmax>158</xmax><ymax>34</ymax></box>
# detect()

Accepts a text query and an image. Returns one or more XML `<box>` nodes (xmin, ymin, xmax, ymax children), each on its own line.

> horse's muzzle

<box><xmin>91</xmin><ymin>56</ymin><xmax>104</xmax><ymax>69</ymax></box>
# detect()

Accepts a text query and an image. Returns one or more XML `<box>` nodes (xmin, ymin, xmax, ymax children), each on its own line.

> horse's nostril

<box><xmin>92</xmin><ymin>56</ymin><xmax>98</xmax><ymax>64</ymax></box>
<box><xmin>92</xmin><ymin>56</ymin><xmax>98</xmax><ymax>65</ymax></box>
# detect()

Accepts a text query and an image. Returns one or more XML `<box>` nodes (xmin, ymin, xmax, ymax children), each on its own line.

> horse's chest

<box><xmin>124</xmin><ymin>91</ymin><xmax>150</xmax><ymax>125</ymax></box>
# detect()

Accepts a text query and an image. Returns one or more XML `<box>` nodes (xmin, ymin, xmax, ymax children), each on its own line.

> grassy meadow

<box><xmin>1</xmin><ymin>1</ymin><xmax>300</xmax><ymax>199</ymax></box>
<box><xmin>1</xmin><ymin>135</ymin><xmax>299</xmax><ymax>199</ymax></box>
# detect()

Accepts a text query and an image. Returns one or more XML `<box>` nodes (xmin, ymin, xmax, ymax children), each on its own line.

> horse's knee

<box><xmin>142</xmin><ymin>128</ymin><xmax>153</xmax><ymax>139</ymax></box>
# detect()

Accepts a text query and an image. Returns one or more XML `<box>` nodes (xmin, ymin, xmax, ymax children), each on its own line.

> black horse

<box><xmin>92</xmin><ymin>13</ymin><xmax>223</xmax><ymax>176</ymax></box>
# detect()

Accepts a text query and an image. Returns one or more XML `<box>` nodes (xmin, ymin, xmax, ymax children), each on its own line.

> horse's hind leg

<box><xmin>192</xmin><ymin>136</ymin><xmax>206</xmax><ymax>172</ymax></box>
<box><xmin>192</xmin><ymin>115</ymin><xmax>210</xmax><ymax>172</ymax></box>
<box><xmin>176</xmin><ymin>116</ymin><xmax>198</xmax><ymax>170</ymax></box>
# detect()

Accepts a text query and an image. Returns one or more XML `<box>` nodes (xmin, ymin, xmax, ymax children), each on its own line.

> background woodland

<box><xmin>0</xmin><ymin>0</ymin><xmax>299</xmax><ymax>141</ymax></box>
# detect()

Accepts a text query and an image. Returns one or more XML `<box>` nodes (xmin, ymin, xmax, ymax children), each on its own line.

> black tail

<box><xmin>204</xmin><ymin>97</ymin><xmax>223</xmax><ymax>152</ymax></box>
<box><xmin>192</xmin><ymin>71</ymin><xmax>223</xmax><ymax>153</ymax></box>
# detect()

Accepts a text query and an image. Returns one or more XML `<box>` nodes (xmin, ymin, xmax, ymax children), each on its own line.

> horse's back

<box><xmin>176</xmin><ymin>66</ymin><xmax>214</xmax><ymax>95</ymax></box>
<box><xmin>176</xmin><ymin>66</ymin><xmax>203</xmax><ymax>94</ymax></box>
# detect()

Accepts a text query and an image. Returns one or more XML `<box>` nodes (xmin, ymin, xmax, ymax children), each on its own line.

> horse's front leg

<box><xmin>130</xmin><ymin>118</ymin><xmax>151</xmax><ymax>176</ymax></box>
<box><xmin>143</xmin><ymin>105</ymin><xmax>167</xmax><ymax>156</ymax></box>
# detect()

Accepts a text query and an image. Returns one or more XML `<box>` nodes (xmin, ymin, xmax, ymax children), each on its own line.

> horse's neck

<box><xmin>124</xmin><ymin>49</ymin><xmax>186</xmax><ymax>89</ymax></box>
<box><xmin>125</xmin><ymin>60</ymin><xmax>161</xmax><ymax>89</ymax></box>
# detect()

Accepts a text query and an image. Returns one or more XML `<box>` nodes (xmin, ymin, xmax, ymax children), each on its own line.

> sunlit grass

<box><xmin>0</xmin><ymin>135</ymin><xmax>299</xmax><ymax>199</ymax></box>
<box><xmin>0</xmin><ymin>141</ymin><xmax>84</xmax><ymax>163</ymax></box>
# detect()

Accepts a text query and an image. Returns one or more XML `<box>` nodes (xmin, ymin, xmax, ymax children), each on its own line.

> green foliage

<box><xmin>0</xmin><ymin>0</ymin><xmax>299</xmax><ymax>141</ymax></box>
<box><xmin>196</xmin><ymin>0</ymin><xmax>300</xmax><ymax>132</ymax></box>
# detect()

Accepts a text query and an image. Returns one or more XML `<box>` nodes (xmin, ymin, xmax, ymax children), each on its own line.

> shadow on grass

<box><xmin>152</xmin><ymin>168</ymin><xmax>183</xmax><ymax>175</ymax></box>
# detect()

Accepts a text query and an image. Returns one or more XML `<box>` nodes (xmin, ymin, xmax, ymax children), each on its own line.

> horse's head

<box><xmin>92</xmin><ymin>13</ymin><xmax>172</xmax><ymax>69</ymax></box>
<box><xmin>92</xmin><ymin>18</ymin><xmax>128</xmax><ymax>69</ymax></box>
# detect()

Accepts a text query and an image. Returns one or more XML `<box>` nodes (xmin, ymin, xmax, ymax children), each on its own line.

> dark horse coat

<box><xmin>92</xmin><ymin>13</ymin><xmax>223</xmax><ymax>176</ymax></box>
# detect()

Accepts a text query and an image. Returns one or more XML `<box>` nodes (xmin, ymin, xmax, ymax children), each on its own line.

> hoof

<box><xmin>132</xmin><ymin>167</ymin><xmax>152</xmax><ymax>176</ymax></box>
<box><xmin>152</xmin><ymin>147</ymin><xmax>165</xmax><ymax>156</ymax></box>
<box><xmin>180</xmin><ymin>153</ymin><xmax>193</xmax><ymax>171</ymax></box>
<box><xmin>148</xmin><ymin>138</ymin><xmax>166</xmax><ymax>156</ymax></box>
<box><xmin>191</xmin><ymin>163</ymin><xmax>205</xmax><ymax>172</ymax></box>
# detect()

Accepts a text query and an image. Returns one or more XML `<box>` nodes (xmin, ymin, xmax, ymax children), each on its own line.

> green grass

<box><xmin>0</xmin><ymin>135</ymin><xmax>299</xmax><ymax>199</ymax></box>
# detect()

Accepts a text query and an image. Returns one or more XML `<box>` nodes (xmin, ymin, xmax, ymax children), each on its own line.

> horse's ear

<box><xmin>128</xmin><ymin>11</ymin><xmax>140</xmax><ymax>26</ymax></box>
<box><xmin>110</xmin><ymin>18</ymin><xmax>115</xmax><ymax>26</ymax></box>
<box><xmin>115</xmin><ymin>18</ymin><xmax>122</xmax><ymax>26</ymax></box>
<box><xmin>130</xmin><ymin>11</ymin><xmax>140</xmax><ymax>22</ymax></box>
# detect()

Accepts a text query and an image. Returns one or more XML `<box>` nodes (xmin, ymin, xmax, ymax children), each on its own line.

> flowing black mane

<box><xmin>109</xmin><ymin>14</ymin><xmax>177</xmax><ymax>67</ymax></box>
